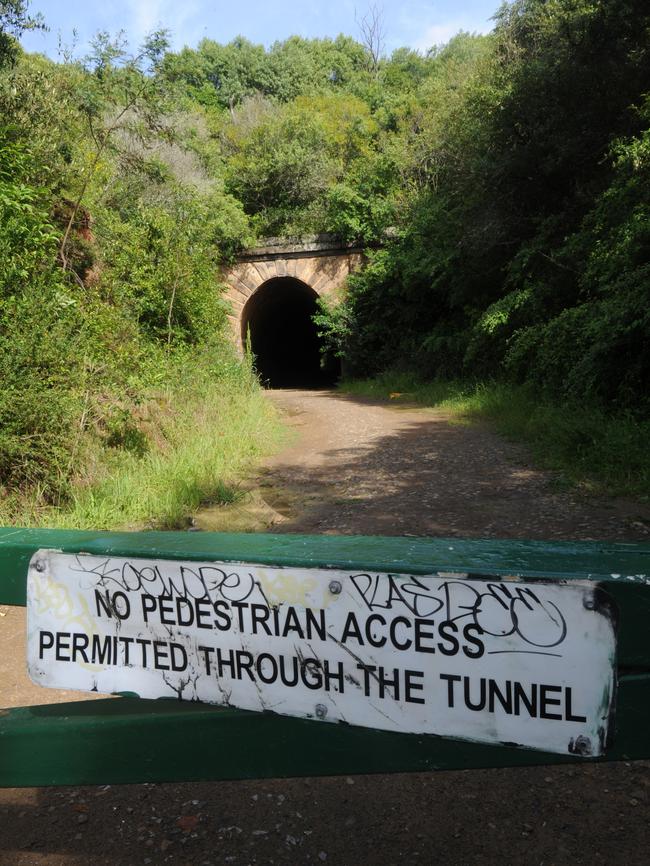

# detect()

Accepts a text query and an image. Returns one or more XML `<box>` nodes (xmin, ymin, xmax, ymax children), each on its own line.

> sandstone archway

<box><xmin>222</xmin><ymin>236</ymin><xmax>363</xmax><ymax>387</ymax></box>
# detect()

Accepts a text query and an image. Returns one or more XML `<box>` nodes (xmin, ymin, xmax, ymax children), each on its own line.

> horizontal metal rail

<box><xmin>1</xmin><ymin>528</ymin><xmax>649</xmax><ymax>787</ymax></box>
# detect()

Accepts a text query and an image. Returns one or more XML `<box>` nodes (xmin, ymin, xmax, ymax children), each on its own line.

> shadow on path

<box><xmin>235</xmin><ymin>390</ymin><xmax>650</xmax><ymax>542</ymax></box>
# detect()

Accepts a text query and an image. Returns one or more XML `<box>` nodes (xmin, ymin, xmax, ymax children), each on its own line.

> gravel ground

<box><xmin>1</xmin><ymin>389</ymin><xmax>649</xmax><ymax>866</ymax></box>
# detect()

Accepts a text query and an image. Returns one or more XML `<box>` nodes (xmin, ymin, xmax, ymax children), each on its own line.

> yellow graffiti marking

<box><xmin>256</xmin><ymin>570</ymin><xmax>321</xmax><ymax>607</ymax></box>
<box><xmin>32</xmin><ymin>574</ymin><xmax>106</xmax><ymax>673</ymax></box>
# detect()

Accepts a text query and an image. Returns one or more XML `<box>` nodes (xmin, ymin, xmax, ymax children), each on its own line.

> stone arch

<box><xmin>221</xmin><ymin>238</ymin><xmax>363</xmax><ymax>386</ymax></box>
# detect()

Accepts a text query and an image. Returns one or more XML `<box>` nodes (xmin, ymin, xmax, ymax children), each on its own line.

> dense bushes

<box><xmin>0</xmin><ymin>118</ymin><xmax>85</xmax><ymax>496</ymax></box>
<box><xmin>0</xmin><ymin>23</ymin><xmax>264</xmax><ymax>521</ymax></box>
<box><xmin>316</xmin><ymin>0</ymin><xmax>650</xmax><ymax>415</ymax></box>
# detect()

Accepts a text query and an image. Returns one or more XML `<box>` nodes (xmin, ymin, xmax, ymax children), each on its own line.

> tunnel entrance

<box><xmin>242</xmin><ymin>277</ymin><xmax>340</xmax><ymax>388</ymax></box>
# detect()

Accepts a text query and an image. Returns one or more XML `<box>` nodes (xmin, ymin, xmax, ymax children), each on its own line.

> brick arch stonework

<box><xmin>222</xmin><ymin>238</ymin><xmax>364</xmax><ymax>352</ymax></box>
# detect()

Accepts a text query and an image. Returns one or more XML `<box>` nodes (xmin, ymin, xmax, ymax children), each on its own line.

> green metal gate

<box><xmin>1</xmin><ymin>527</ymin><xmax>648</xmax><ymax>787</ymax></box>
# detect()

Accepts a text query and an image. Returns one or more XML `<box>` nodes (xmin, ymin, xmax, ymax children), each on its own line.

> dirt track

<box><xmin>1</xmin><ymin>389</ymin><xmax>649</xmax><ymax>866</ymax></box>
<box><xmin>197</xmin><ymin>390</ymin><xmax>650</xmax><ymax>540</ymax></box>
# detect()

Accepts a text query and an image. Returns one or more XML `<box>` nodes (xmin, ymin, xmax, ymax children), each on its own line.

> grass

<box><xmin>341</xmin><ymin>373</ymin><xmax>650</xmax><ymax>500</ymax></box>
<box><xmin>1</xmin><ymin>364</ymin><xmax>285</xmax><ymax>531</ymax></box>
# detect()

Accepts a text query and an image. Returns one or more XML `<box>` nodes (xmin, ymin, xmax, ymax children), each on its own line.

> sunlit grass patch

<box><xmin>1</xmin><ymin>360</ymin><xmax>285</xmax><ymax>530</ymax></box>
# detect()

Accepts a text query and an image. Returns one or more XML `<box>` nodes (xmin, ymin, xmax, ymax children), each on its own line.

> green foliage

<box><xmin>224</xmin><ymin>104</ymin><xmax>333</xmax><ymax>234</ymax></box>
<box><xmin>333</xmin><ymin>1</ymin><xmax>650</xmax><ymax>415</ymax></box>
<box><xmin>0</xmin><ymin>0</ymin><xmax>44</xmax><ymax>68</ymax></box>
<box><xmin>24</xmin><ymin>352</ymin><xmax>284</xmax><ymax>530</ymax></box>
<box><xmin>0</xmin><ymin>129</ymin><xmax>58</xmax><ymax>283</ymax></box>
<box><xmin>161</xmin><ymin>34</ymin><xmax>369</xmax><ymax>110</ymax></box>
<box><xmin>266</xmin><ymin>35</ymin><xmax>368</xmax><ymax>101</ymax></box>
<box><xmin>97</xmin><ymin>187</ymin><xmax>227</xmax><ymax>346</ymax></box>
<box><xmin>315</xmin><ymin>248</ymin><xmax>402</xmax><ymax>375</ymax></box>
<box><xmin>0</xmin><ymin>32</ymin><xmax>258</xmax><ymax>520</ymax></box>
<box><xmin>163</xmin><ymin>35</ymin><xmax>442</xmax><ymax>238</ymax></box>
<box><xmin>1</xmin><ymin>346</ymin><xmax>284</xmax><ymax>529</ymax></box>
<box><xmin>0</xmin><ymin>119</ymin><xmax>86</xmax><ymax>497</ymax></box>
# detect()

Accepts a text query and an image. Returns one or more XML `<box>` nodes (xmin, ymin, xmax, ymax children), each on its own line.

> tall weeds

<box><xmin>1</xmin><ymin>355</ymin><xmax>284</xmax><ymax>530</ymax></box>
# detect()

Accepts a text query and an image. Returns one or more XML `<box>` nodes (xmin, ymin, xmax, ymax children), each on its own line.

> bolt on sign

<box><xmin>27</xmin><ymin>550</ymin><xmax>617</xmax><ymax>757</ymax></box>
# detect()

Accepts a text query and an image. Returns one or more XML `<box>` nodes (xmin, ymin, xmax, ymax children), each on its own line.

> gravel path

<box><xmin>241</xmin><ymin>390</ymin><xmax>650</xmax><ymax>540</ymax></box>
<box><xmin>1</xmin><ymin>388</ymin><xmax>649</xmax><ymax>866</ymax></box>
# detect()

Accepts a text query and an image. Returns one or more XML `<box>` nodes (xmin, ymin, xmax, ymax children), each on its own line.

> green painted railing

<box><xmin>1</xmin><ymin>527</ymin><xmax>649</xmax><ymax>788</ymax></box>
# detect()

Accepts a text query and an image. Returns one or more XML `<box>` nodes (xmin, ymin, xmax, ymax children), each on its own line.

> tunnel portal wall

<box><xmin>223</xmin><ymin>248</ymin><xmax>363</xmax><ymax>353</ymax></box>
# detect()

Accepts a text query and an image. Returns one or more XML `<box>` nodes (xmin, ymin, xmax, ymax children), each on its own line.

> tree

<box><xmin>0</xmin><ymin>0</ymin><xmax>44</xmax><ymax>68</ymax></box>
<box><xmin>356</xmin><ymin>3</ymin><xmax>385</xmax><ymax>76</ymax></box>
<box><xmin>58</xmin><ymin>30</ymin><xmax>171</xmax><ymax>272</ymax></box>
<box><xmin>224</xmin><ymin>102</ymin><xmax>335</xmax><ymax>235</ymax></box>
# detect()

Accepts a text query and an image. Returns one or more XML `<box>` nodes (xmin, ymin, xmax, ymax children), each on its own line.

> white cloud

<box><xmin>132</xmin><ymin>0</ymin><xmax>165</xmax><ymax>37</ymax></box>
<box><xmin>411</xmin><ymin>21</ymin><xmax>460</xmax><ymax>51</ymax></box>
<box><xmin>124</xmin><ymin>0</ymin><xmax>204</xmax><ymax>50</ymax></box>
<box><xmin>391</xmin><ymin>0</ymin><xmax>494</xmax><ymax>54</ymax></box>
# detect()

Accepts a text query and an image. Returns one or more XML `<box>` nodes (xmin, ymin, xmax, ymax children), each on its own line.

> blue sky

<box><xmin>20</xmin><ymin>0</ymin><xmax>499</xmax><ymax>59</ymax></box>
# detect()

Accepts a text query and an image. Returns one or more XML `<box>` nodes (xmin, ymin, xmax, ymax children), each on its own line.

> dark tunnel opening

<box><xmin>242</xmin><ymin>277</ymin><xmax>341</xmax><ymax>388</ymax></box>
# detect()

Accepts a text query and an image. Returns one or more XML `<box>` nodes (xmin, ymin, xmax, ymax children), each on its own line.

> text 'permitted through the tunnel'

<box><xmin>27</xmin><ymin>551</ymin><xmax>616</xmax><ymax>756</ymax></box>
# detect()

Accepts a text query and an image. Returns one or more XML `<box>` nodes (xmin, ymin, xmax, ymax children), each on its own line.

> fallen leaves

<box><xmin>176</xmin><ymin>814</ymin><xmax>199</xmax><ymax>833</ymax></box>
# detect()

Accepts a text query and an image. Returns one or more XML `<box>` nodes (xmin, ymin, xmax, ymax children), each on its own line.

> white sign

<box><xmin>27</xmin><ymin>550</ymin><xmax>616</xmax><ymax>756</ymax></box>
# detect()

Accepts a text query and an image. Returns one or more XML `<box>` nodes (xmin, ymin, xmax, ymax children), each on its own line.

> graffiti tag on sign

<box><xmin>27</xmin><ymin>550</ymin><xmax>616</xmax><ymax>756</ymax></box>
